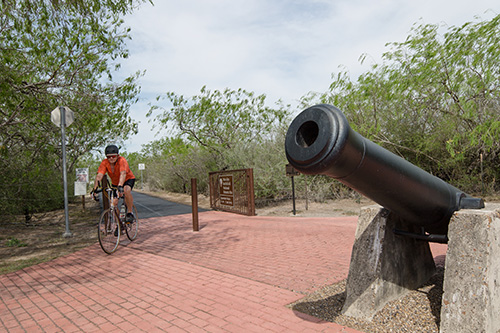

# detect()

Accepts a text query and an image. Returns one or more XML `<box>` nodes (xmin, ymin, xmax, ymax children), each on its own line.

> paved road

<box><xmin>133</xmin><ymin>191</ymin><xmax>208</xmax><ymax>218</ymax></box>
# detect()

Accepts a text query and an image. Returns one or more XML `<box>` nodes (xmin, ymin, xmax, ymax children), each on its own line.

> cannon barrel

<box><xmin>285</xmin><ymin>104</ymin><xmax>484</xmax><ymax>234</ymax></box>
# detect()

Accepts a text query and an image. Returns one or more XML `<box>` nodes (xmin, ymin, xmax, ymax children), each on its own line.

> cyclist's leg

<box><xmin>123</xmin><ymin>179</ymin><xmax>136</xmax><ymax>223</ymax></box>
<box><xmin>123</xmin><ymin>179</ymin><xmax>135</xmax><ymax>214</ymax></box>
<box><xmin>125</xmin><ymin>204</ymin><xmax>139</xmax><ymax>241</ymax></box>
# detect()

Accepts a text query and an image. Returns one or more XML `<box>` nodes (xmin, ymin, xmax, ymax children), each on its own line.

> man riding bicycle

<box><xmin>92</xmin><ymin>144</ymin><xmax>136</xmax><ymax>223</ymax></box>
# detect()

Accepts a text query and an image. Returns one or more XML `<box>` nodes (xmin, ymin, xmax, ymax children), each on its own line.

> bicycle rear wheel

<box><xmin>125</xmin><ymin>205</ymin><xmax>139</xmax><ymax>241</ymax></box>
<box><xmin>98</xmin><ymin>208</ymin><xmax>120</xmax><ymax>254</ymax></box>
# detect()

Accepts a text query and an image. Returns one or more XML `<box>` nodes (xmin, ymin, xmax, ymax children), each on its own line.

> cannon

<box><xmin>285</xmin><ymin>104</ymin><xmax>484</xmax><ymax>236</ymax></box>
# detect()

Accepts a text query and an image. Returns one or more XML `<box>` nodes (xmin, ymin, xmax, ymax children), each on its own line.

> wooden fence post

<box><xmin>191</xmin><ymin>178</ymin><xmax>199</xmax><ymax>231</ymax></box>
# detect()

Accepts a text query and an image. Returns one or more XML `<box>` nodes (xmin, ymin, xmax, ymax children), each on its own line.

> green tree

<box><xmin>314</xmin><ymin>14</ymin><xmax>500</xmax><ymax>193</ymax></box>
<box><xmin>149</xmin><ymin>86</ymin><xmax>291</xmax><ymax>169</ymax></box>
<box><xmin>141</xmin><ymin>137</ymin><xmax>211</xmax><ymax>193</ymax></box>
<box><xmin>1</xmin><ymin>0</ymin><xmax>150</xmax><ymax>218</ymax></box>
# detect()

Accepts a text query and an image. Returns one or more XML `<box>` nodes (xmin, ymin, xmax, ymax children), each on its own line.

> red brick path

<box><xmin>0</xmin><ymin>211</ymin><xmax>446</xmax><ymax>332</ymax></box>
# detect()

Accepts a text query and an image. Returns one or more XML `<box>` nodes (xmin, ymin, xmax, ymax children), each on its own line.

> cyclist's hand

<box><xmin>117</xmin><ymin>186</ymin><xmax>124</xmax><ymax>197</ymax></box>
<box><xmin>91</xmin><ymin>188</ymin><xmax>99</xmax><ymax>201</ymax></box>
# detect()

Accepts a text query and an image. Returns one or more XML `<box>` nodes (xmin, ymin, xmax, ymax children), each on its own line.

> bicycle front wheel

<box><xmin>125</xmin><ymin>205</ymin><xmax>139</xmax><ymax>241</ymax></box>
<box><xmin>98</xmin><ymin>208</ymin><xmax>120</xmax><ymax>254</ymax></box>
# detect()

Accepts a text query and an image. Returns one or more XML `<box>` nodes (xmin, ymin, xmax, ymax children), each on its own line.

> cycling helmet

<box><xmin>105</xmin><ymin>144</ymin><xmax>119</xmax><ymax>155</ymax></box>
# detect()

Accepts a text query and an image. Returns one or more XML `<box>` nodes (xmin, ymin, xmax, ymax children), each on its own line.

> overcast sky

<box><xmin>117</xmin><ymin>0</ymin><xmax>499</xmax><ymax>153</ymax></box>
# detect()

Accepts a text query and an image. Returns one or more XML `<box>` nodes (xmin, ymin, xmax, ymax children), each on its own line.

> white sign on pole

<box><xmin>51</xmin><ymin>106</ymin><xmax>74</xmax><ymax>127</ymax></box>
<box><xmin>76</xmin><ymin>168</ymin><xmax>89</xmax><ymax>183</ymax></box>
<box><xmin>74</xmin><ymin>182</ymin><xmax>87</xmax><ymax>196</ymax></box>
<box><xmin>138</xmin><ymin>163</ymin><xmax>145</xmax><ymax>170</ymax></box>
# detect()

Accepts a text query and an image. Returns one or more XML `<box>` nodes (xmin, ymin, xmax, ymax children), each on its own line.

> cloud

<box><xmin>119</xmin><ymin>0</ymin><xmax>499</xmax><ymax>152</ymax></box>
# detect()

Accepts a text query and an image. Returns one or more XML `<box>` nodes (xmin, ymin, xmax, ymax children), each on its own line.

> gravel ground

<box><xmin>288</xmin><ymin>266</ymin><xmax>445</xmax><ymax>332</ymax></box>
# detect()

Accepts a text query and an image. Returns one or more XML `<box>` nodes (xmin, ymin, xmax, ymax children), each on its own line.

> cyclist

<box><xmin>92</xmin><ymin>144</ymin><xmax>136</xmax><ymax>223</ymax></box>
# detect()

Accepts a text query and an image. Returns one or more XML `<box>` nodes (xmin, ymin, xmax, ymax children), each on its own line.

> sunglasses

<box><xmin>106</xmin><ymin>154</ymin><xmax>118</xmax><ymax>159</ymax></box>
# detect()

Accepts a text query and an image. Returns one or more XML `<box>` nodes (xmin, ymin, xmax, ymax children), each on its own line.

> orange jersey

<box><xmin>97</xmin><ymin>156</ymin><xmax>135</xmax><ymax>186</ymax></box>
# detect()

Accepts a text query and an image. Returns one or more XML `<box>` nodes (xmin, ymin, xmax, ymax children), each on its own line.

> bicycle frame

<box><xmin>96</xmin><ymin>186</ymin><xmax>138</xmax><ymax>254</ymax></box>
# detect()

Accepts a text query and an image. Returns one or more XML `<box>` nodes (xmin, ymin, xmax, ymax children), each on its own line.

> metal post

<box><xmin>291</xmin><ymin>175</ymin><xmax>296</xmax><ymax>215</ymax></box>
<box><xmin>480</xmin><ymin>153</ymin><xmax>484</xmax><ymax>195</ymax></box>
<box><xmin>191</xmin><ymin>178</ymin><xmax>199</xmax><ymax>231</ymax></box>
<box><xmin>304</xmin><ymin>175</ymin><xmax>309</xmax><ymax>211</ymax></box>
<box><xmin>60</xmin><ymin>107</ymin><xmax>72</xmax><ymax>238</ymax></box>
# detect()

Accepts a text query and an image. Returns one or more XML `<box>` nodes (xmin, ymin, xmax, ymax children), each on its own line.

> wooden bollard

<box><xmin>191</xmin><ymin>178</ymin><xmax>199</xmax><ymax>231</ymax></box>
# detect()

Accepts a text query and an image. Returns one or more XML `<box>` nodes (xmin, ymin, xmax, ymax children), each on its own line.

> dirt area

<box><xmin>141</xmin><ymin>189</ymin><xmax>375</xmax><ymax>218</ymax></box>
<box><xmin>0</xmin><ymin>198</ymin><xmax>102</xmax><ymax>274</ymax></box>
<box><xmin>255</xmin><ymin>197</ymin><xmax>375</xmax><ymax>217</ymax></box>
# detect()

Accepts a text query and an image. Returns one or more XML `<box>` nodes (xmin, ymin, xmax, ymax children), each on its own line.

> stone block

<box><xmin>342</xmin><ymin>205</ymin><xmax>436</xmax><ymax>319</ymax></box>
<box><xmin>440</xmin><ymin>203</ymin><xmax>500</xmax><ymax>333</ymax></box>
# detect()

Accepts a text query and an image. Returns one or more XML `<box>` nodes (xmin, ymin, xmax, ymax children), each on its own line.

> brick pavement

<box><xmin>0</xmin><ymin>211</ymin><xmax>446</xmax><ymax>332</ymax></box>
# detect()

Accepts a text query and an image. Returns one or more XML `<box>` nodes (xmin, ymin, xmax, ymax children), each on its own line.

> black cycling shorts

<box><xmin>113</xmin><ymin>178</ymin><xmax>135</xmax><ymax>190</ymax></box>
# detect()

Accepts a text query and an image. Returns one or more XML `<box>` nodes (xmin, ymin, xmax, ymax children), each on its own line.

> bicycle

<box><xmin>92</xmin><ymin>187</ymin><xmax>139</xmax><ymax>254</ymax></box>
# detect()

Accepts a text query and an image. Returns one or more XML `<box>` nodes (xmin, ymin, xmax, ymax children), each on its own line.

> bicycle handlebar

<box><xmin>90</xmin><ymin>186</ymin><xmax>125</xmax><ymax>202</ymax></box>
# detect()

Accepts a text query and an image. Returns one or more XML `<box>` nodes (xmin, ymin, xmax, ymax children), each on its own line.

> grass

<box><xmin>0</xmin><ymin>198</ymin><xmax>100</xmax><ymax>276</ymax></box>
<box><xmin>5</xmin><ymin>237</ymin><xmax>27</xmax><ymax>247</ymax></box>
<box><xmin>0</xmin><ymin>255</ymin><xmax>58</xmax><ymax>275</ymax></box>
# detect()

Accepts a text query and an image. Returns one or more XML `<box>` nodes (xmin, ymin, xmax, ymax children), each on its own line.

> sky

<box><xmin>117</xmin><ymin>0</ymin><xmax>500</xmax><ymax>153</ymax></box>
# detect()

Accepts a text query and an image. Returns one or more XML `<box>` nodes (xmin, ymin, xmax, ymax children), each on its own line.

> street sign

<box><xmin>138</xmin><ymin>163</ymin><xmax>145</xmax><ymax>170</ymax></box>
<box><xmin>51</xmin><ymin>106</ymin><xmax>74</xmax><ymax>127</ymax></box>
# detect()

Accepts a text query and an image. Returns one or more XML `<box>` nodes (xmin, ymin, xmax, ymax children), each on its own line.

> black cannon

<box><xmin>285</xmin><ymin>104</ymin><xmax>484</xmax><ymax>236</ymax></box>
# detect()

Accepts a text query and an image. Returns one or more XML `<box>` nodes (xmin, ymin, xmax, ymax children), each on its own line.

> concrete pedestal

<box><xmin>440</xmin><ymin>203</ymin><xmax>500</xmax><ymax>333</ymax></box>
<box><xmin>342</xmin><ymin>205</ymin><xmax>436</xmax><ymax>319</ymax></box>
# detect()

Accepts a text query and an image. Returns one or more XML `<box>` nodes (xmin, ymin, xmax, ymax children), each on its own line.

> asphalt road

<box><xmin>132</xmin><ymin>191</ymin><xmax>209</xmax><ymax>219</ymax></box>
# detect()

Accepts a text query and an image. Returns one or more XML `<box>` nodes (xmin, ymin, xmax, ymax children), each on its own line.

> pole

<box><xmin>291</xmin><ymin>175</ymin><xmax>296</xmax><ymax>215</ymax></box>
<box><xmin>304</xmin><ymin>175</ymin><xmax>309</xmax><ymax>211</ymax></box>
<box><xmin>480</xmin><ymin>153</ymin><xmax>484</xmax><ymax>195</ymax></box>
<box><xmin>191</xmin><ymin>178</ymin><xmax>199</xmax><ymax>231</ymax></box>
<box><xmin>60</xmin><ymin>107</ymin><xmax>72</xmax><ymax>238</ymax></box>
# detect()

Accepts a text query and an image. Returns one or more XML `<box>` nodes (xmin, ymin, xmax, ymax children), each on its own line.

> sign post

<box><xmin>75</xmin><ymin>168</ymin><xmax>89</xmax><ymax>210</ymax></box>
<box><xmin>138</xmin><ymin>163</ymin><xmax>145</xmax><ymax>190</ymax></box>
<box><xmin>286</xmin><ymin>164</ymin><xmax>300</xmax><ymax>215</ymax></box>
<box><xmin>51</xmin><ymin>106</ymin><xmax>74</xmax><ymax>238</ymax></box>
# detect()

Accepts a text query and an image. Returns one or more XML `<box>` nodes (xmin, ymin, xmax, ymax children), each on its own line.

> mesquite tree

<box><xmin>149</xmin><ymin>86</ymin><xmax>291</xmax><ymax>169</ymax></box>
<box><xmin>315</xmin><ymin>14</ymin><xmax>500</xmax><ymax>193</ymax></box>
<box><xmin>0</xmin><ymin>0</ymin><xmax>150</xmax><ymax>217</ymax></box>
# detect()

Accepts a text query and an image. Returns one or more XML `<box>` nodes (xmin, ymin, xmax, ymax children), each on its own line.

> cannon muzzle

<box><xmin>285</xmin><ymin>104</ymin><xmax>484</xmax><ymax>234</ymax></box>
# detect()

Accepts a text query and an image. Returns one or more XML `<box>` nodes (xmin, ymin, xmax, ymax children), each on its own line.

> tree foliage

<box><xmin>143</xmin><ymin>87</ymin><xmax>293</xmax><ymax>197</ymax></box>
<box><xmin>312</xmin><ymin>14</ymin><xmax>500</xmax><ymax>193</ymax></box>
<box><xmin>1</xmin><ymin>0</ymin><xmax>149</xmax><ymax>218</ymax></box>
<box><xmin>149</xmin><ymin>86</ymin><xmax>291</xmax><ymax>169</ymax></box>
<box><xmin>140</xmin><ymin>137</ymin><xmax>210</xmax><ymax>193</ymax></box>
<box><xmin>141</xmin><ymin>15</ymin><xmax>500</xmax><ymax>201</ymax></box>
